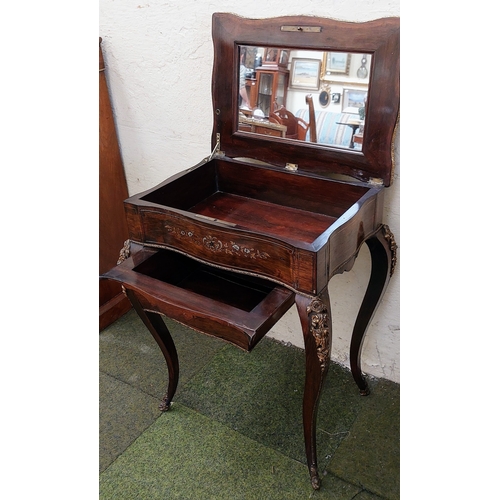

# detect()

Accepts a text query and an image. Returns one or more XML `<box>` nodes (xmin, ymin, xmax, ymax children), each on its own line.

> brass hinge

<box><xmin>207</xmin><ymin>133</ymin><xmax>223</xmax><ymax>161</ymax></box>
<box><xmin>368</xmin><ymin>177</ymin><xmax>384</xmax><ymax>186</ymax></box>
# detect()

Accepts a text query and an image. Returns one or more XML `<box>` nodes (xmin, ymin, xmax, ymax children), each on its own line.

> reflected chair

<box><xmin>270</xmin><ymin>105</ymin><xmax>303</xmax><ymax>140</ymax></box>
<box><xmin>270</xmin><ymin>95</ymin><xmax>317</xmax><ymax>143</ymax></box>
<box><xmin>305</xmin><ymin>94</ymin><xmax>317</xmax><ymax>143</ymax></box>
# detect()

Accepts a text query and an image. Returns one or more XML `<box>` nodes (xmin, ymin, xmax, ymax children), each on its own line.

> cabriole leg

<box><xmin>295</xmin><ymin>288</ymin><xmax>332</xmax><ymax>490</ymax></box>
<box><xmin>350</xmin><ymin>224</ymin><xmax>397</xmax><ymax>395</ymax></box>
<box><xmin>125</xmin><ymin>289</ymin><xmax>180</xmax><ymax>411</ymax></box>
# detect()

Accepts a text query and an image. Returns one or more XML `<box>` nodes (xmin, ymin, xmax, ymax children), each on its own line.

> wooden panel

<box><xmin>140</xmin><ymin>161</ymin><xmax>217</xmax><ymax>210</ymax></box>
<box><xmin>216</xmin><ymin>160</ymin><xmax>369</xmax><ymax>218</ymax></box>
<box><xmin>99</xmin><ymin>38</ymin><xmax>131</xmax><ymax>329</ymax></box>
<box><xmin>328</xmin><ymin>195</ymin><xmax>381</xmax><ymax>276</ymax></box>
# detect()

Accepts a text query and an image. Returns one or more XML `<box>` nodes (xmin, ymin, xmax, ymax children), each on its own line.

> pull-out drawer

<box><xmin>101</xmin><ymin>243</ymin><xmax>295</xmax><ymax>351</ymax></box>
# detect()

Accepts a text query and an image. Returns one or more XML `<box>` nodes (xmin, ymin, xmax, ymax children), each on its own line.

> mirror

<box><xmin>238</xmin><ymin>45</ymin><xmax>372</xmax><ymax>151</ymax></box>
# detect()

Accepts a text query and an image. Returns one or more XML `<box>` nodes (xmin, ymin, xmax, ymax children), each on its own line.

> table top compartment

<box><xmin>130</xmin><ymin>157</ymin><xmax>372</xmax><ymax>247</ymax></box>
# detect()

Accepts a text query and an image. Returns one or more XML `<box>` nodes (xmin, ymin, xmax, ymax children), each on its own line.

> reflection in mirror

<box><xmin>238</xmin><ymin>45</ymin><xmax>372</xmax><ymax>150</ymax></box>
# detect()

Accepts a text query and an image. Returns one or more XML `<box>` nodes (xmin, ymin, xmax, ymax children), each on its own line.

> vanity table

<box><xmin>101</xmin><ymin>13</ymin><xmax>399</xmax><ymax>490</ymax></box>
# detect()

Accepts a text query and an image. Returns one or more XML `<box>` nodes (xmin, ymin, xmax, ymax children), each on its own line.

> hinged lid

<box><xmin>211</xmin><ymin>13</ymin><xmax>399</xmax><ymax>186</ymax></box>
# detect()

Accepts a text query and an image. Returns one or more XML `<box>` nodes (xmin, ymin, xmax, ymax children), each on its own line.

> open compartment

<box><xmin>138</xmin><ymin>158</ymin><xmax>371</xmax><ymax>245</ymax></box>
<box><xmin>102</xmin><ymin>245</ymin><xmax>295</xmax><ymax>351</ymax></box>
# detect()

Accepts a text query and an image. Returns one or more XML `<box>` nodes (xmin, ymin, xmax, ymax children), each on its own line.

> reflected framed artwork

<box><xmin>342</xmin><ymin>88</ymin><xmax>368</xmax><ymax>113</ymax></box>
<box><xmin>290</xmin><ymin>58</ymin><xmax>321</xmax><ymax>90</ymax></box>
<box><xmin>323</xmin><ymin>52</ymin><xmax>350</xmax><ymax>74</ymax></box>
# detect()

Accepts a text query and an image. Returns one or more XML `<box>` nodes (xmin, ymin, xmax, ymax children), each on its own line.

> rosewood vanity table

<box><xmin>101</xmin><ymin>13</ymin><xmax>399</xmax><ymax>490</ymax></box>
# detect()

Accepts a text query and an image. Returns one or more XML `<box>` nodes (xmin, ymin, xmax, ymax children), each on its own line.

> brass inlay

<box><xmin>164</xmin><ymin>225</ymin><xmax>270</xmax><ymax>260</ymax></box>
<box><xmin>117</xmin><ymin>239</ymin><xmax>131</xmax><ymax>265</ymax></box>
<box><xmin>390</xmin><ymin>111</ymin><xmax>400</xmax><ymax>185</ymax></box>
<box><xmin>306</xmin><ymin>298</ymin><xmax>330</xmax><ymax>371</ymax></box>
<box><xmin>382</xmin><ymin>224</ymin><xmax>398</xmax><ymax>277</ymax></box>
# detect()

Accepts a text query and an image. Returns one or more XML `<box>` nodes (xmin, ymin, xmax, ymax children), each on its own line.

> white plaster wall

<box><xmin>99</xmin><ymin>0</ymin><xmax>400</xmax><ymax>383</ymax></box>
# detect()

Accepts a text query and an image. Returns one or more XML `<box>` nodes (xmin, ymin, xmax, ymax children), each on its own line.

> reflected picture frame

<box><xmin>290</xmin><ymin>58</ymin><xmax>321</xmax><ymax>90</ymax></box>
<box><xmin>342</xmin><ymin>88</ymin><xmax>368</xmax><ymax>113</ymax></box>
<box><xmin>321</xmin><ymin>52</ymin><xmax>351</xmax><ymax>81</ymax></box>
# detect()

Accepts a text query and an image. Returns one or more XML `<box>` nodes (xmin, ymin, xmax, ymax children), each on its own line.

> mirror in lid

<box><xmin>212</xmin><ymin>15</ymin><xmax>399</xmax><ymax>186</ymax></box>
<box><xmin>238</xmin><ymin>46</ymin><xmax>372</xmax><ymax>151</ymax></box>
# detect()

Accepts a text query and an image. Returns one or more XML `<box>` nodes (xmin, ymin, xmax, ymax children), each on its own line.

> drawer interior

<box><xmin>133</xmin><ymin>249</ymin><xmax>276</xmax><ymax>313</ymax></box>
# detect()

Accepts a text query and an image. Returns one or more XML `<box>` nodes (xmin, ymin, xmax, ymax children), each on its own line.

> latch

<box><xmin>281</xmin><ymin>25</ymin><xmax>322</xmax><ymax>33</ymax></box>
<box><xmin>285</xmin><ymin>163</ymin><xmax>298</xmax><ymax>172</ymax></box>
